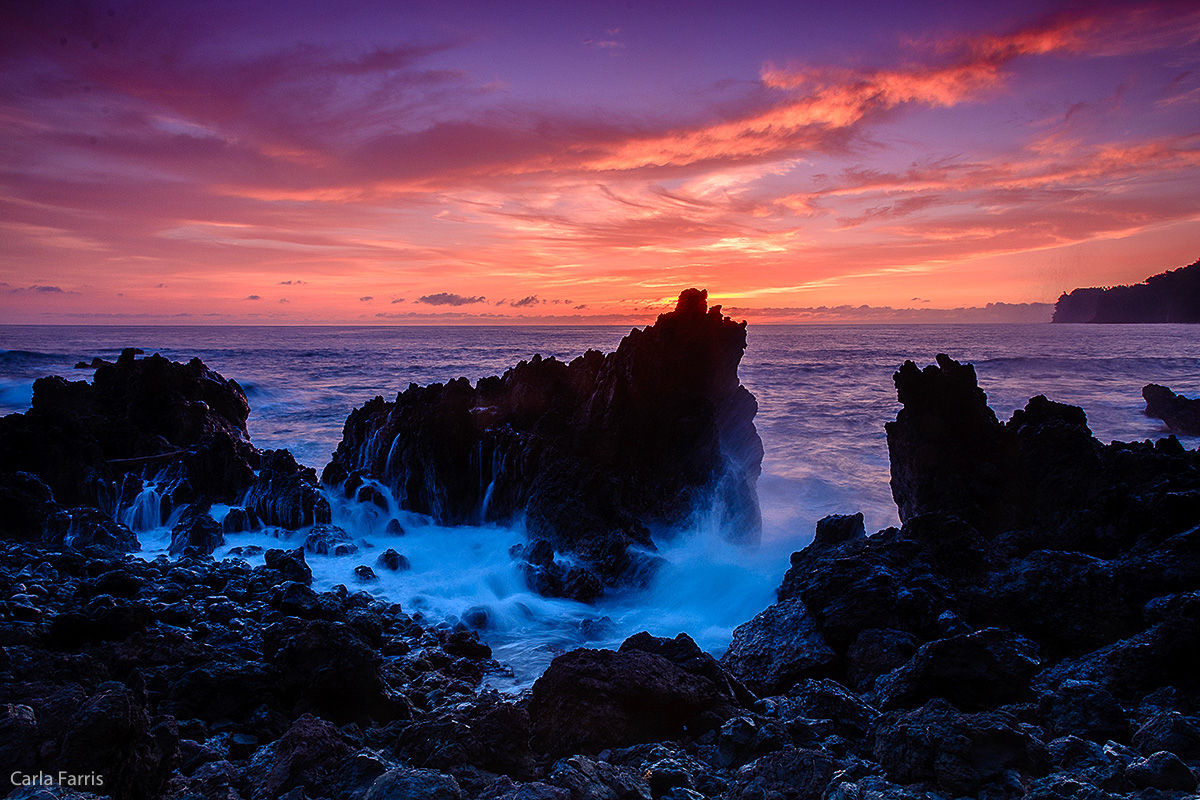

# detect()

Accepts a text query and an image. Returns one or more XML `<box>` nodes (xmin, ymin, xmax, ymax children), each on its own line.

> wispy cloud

<box><xmin>1</xmin><ymin>1</ymin><xmax>1197</xmax><ymax>322</ymax></box>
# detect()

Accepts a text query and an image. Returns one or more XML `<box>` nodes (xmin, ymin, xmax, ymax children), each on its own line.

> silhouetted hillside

<box><xmin>1052</xmin><ymin>259</ymin><xmax>1200</xmax><ymax>323</ymax></box>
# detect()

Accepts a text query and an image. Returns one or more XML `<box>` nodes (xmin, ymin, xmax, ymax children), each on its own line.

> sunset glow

<box><xmin>2</xmin><ymin>0</ymin><xmax>1198</xmax><ymax>324</ymax></box>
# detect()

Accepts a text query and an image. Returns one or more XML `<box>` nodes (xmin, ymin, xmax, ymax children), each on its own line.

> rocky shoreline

<box><xmin>3</xmin><ymin>300</ymin><xmax>1200</xmax><ymax>800</ymax></box>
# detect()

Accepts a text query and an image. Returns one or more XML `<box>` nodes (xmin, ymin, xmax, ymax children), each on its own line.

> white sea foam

<box><xmin>6</xmin><ymin>322</ymin><xmax>1199</xmax><ymax>685</ymax></box>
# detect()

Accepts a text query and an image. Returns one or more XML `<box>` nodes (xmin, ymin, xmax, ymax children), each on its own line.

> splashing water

<box><xmin>6</xmin><ymin>323</ymin><xmax>1200</xmax><ymax>685</ymax></box>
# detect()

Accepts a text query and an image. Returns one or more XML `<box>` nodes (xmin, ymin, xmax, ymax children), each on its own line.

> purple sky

<box><xmin>2</xmin><ymin>0</ymin><xmax>1198</xmax><ymax>323</ymax></box>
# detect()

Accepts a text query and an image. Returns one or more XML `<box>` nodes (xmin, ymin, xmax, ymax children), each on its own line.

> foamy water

<box><xmin>3</xmin><ymin>323</ymin><xmax>1199</xmax><ymax>685</ymax></box>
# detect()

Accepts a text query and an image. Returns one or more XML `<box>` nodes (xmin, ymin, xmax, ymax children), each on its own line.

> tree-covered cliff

<box><xmin>1052</xmin><ymin>259</ymin><xmax>1200</xmax><ymax>323</ymax></box>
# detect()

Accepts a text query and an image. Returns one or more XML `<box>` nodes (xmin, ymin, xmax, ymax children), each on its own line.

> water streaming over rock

<box><xmin>3</xmin><ymin>323</ymin><xmax>1199</xmax><ymax>686</ymax></box>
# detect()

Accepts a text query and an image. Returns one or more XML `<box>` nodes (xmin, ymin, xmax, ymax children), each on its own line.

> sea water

<box><xmin>2</xmin><ymin>323</ymin><xmax>1199</xmax><ymax>686</ymax></box>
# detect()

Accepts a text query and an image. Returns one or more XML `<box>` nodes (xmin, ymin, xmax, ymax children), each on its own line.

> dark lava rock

<box><xmin>546</xmin><ymin>755</ymin><xmax>649</xmax><ymax>800</ymax></box>
<box><xmin>1144</xmin><ymin>383</ymin><xmax>1200</xmax><ymax>436</ymax></box>
<box><xmin>874</xmin><ymin>627</ymin><xmax>1041</xmax><ymax>711</ymax></box>
<box><xmin>873</xmin><ymin>698</ymin><xmax>1049</xmax><ymax>795</ymax></box>
<box><xmin>720</xmin><ymin>597</ymin><xmax>836</xmax><ymax>696</ymax></box>
<box><xmin>1133</xmin><ymin>711</ymin><xmax>1200</xmax><ymax>760</ymax></box>
<box><xmin>277</xmin><ymin>581</ymin><xmax>320</xmax><ymax>617</ymax></box>
<box><xmin>357</xmin><ymin>483</ymin><xmax>389</xmax><ymax>509</ymax></box>
<box><xmin>726</xmin><ymin>747</ymin><xmax>835</xmax><ymax>800</ymax></box>
<box><xmin>53</xmin><ymin>680</ymin><xmax>177</xmax><ymax>800</ymax></box>
<box><xmin>529</xmin><ymin>645</ymin><xmax>744</xmax><ymax>756</ymax></box>
<box><xmin>1033</xmin><ymin>607</ymin><xmax>1200</xmax><ymax>702</ymax></box>
<box><xmin>325</xmin><ymin>289</ymin><xmax>763</xmax><ymax>591</ymax></box>
<box><xmin>885</xmin><ymin>354</ymin><xmax>1011</xmax><ymax>532</ymax></box>
<box><xmin>813</xmin><ymin>512</ymin><xmax>865</xmax><ymax>547</ymax></box>
<box><xmin>66</xmin><ymin>506</ymin><xmax>140</xmax><ymax>552</ymax></box>
<box><xmin>393</xmin><ymin>693</ymin><xmax>532</xmax><ymax>778</ymax></box>
<box><xmin>440</xmin><ymin>629</ymin><xmax>492</xmax><ymax>661</ymax></box>
<box><xmin>1125</xmin><ymin>750</ymin><xmax>1198</xmax><ymax>791</ymax></box>
<box><xmin>621</xmin><ymin>631</ymin><xmax>756</xmax><ymax>707</ymax></box>
<box><xmin>246</xmin><ymin>449</ymin><xmax>332</xmax><ymax>530</ymax></box>
<box><xmin>1040</xmin><ymin>680</ymin><xmax>1128</xmax><ymax>743</ymax></box>
<box><xmin>220</xmin><ymin>505</ymin><xmax>258</xmax><ymax>533</ymax></box>
<box><xmin>773</xmin><ymin>678</ymin><xmax>880</xmax><ymax>741</ymax></box>
<box><xmin>364</xmin><ymin>767</ymin><xmax>462</xmax><ymax>800</ymax></box>
<box><xmin>887</xmin><ymin>354</ymin><xmax>1200</xmax><ymax>551</ymax></box>
<box><xmin>168</xmin><ymin>506</ymin><xmax>224</xmax><ymax>557</ymax></box>
<box><xmin>979</xmin><ymin>549</ymin><xmax>1143</xmax><ymax>658</ymax></box>
<box><xmin>0</xmin><ymin>348</ymin><xmax>256</xmax><ymax>510</ymax></box>
<box><xmin>262</xmin><ymin>619</ymin><xmax>398</xmax><ymax>725</ymax></box>
<box><xmin>354</xmin><ymin>565</ymin><xmax>377</xmax><ymax>582</ymax></box>
<box><xmin>0</xmin><ymin>703</ymin><xmax>38</xmax><ymax>777</ymax></box>
<box><xmin>164</xmin><ymin>659</ymin><xmax>281</xmax><ymax>722</ymax></box>
<box><xmin>305</xmin><ymin>522</ymin><xmax>354</xmax><ymax>555</ymax></box>
<box><xmin>0</xmin><ymin>471</ymin><xmax>67</xmax><ymax>543</ymax></box>
<box><xmin>376</xmin><ymin>548</ymin><xmax>410</xmax><ymax>571</ymax></box>
<box><xmin>263</xmin><ymin>547</ymin><xmax>313</xmax><ymax>586</ymax></box>
<box><xmin>244</xmin><ymin>713</ymin><xmax>351</xmax><ymax>799</ymax></box>
<box><xmin>845</xmin><ymin>628</ymin><xmax>918</xmax><ymax>691</ymax></box>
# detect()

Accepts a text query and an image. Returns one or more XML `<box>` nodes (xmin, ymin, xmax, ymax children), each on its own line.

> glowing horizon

<box><xmin>2</xmin><ymin>0</ymin><xmax>1198</xmax><ymax>325</ymax></box>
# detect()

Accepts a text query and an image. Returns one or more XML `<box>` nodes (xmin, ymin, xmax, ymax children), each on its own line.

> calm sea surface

<box><xmin>3</xmin><ymin>323</ymin><xmax>1198</xmax><ymax>684</ymax></box>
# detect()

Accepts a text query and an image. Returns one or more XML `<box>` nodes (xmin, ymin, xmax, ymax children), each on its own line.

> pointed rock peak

<box><xmin>674</xmin><ymin>288</ymin><xmax>708</xmax><ymax>316</ymax></box>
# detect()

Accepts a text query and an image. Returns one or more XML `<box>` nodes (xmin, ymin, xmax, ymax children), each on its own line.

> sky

<box><xmin>2</xmin><ymin>0</ymin><xmax>1198</xmax><ymax>324</ymax></box>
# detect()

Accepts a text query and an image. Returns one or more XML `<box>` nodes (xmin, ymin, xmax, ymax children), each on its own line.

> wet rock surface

<box><xmin>4</xmin><ymin>338</ymin><xmax>1200</xmax><ymax>799</ymax></box>
<box><xmin>324</xmin><ymin>289</ymin><xmax>763</xmax><ymax>595</ymax></box>
<box><xmin>1144</xmin><ymin>383</ymin><xmax>1200</xmax><ymax>436</ymax></box>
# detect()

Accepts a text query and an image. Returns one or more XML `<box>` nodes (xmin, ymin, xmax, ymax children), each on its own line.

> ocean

<box><xmin>2</xmin><ymin>323</ymin><xmax>1199</xmax><ymax>686</ymax></box>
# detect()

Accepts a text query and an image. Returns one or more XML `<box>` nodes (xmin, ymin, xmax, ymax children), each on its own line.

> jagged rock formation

<box><xmin>325</xmin><ymin>288</ymin><xmax>763</xmax><ymax>592</ymax></box>
<box><xmin>1144</xmin><ymin>384</ymin><xmax>1200</xmax><ymax>437</ymax></box>
<box><xmin>1052</xmin><ymin>259</ymin><xmax>1200</xmax><ymax>323</ymax></box>
<box><xmin>0</xmin><ymin>349</ymin><xmax>326</xmax><ymax>555</ymax></box>
<box><xmin>719</xmin><ymin>354</ymin><xmax>1200</xmax><ymax>799</ymax></box>
<box><xmin>4</xmin><ymin>347</ymin><xmax>1200</xmax><ymax>800</ymax></box>
<box><xmin>886</xmin><ymin>354</ymin><xmax>1199</xmax><ymax>550</ymax></box>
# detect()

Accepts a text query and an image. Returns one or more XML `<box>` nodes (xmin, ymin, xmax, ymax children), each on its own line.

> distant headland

<box><xmin>1052</xmin><ymin>259</ymin><xmax>1200</xmax><ymax>323</ymax></box>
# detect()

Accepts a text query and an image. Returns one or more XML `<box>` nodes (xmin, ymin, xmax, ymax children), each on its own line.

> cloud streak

<box><xmin>1</xmin><ymin>1</ymin><xmax>1198</xmax><ymax>322</ymax></box>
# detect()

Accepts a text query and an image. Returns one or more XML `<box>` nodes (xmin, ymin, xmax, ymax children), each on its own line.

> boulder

<box><xmin>1133</xmin><ymin>712</ymin><xmax>1200</xmax><ymax>760</ymax></box>
<box><xmin>54</xmin><ymin>680</ymin><xmax>177</xmax><ymax>800</ymax></box>
<box><xmin>622</xmin><ymin>632</ymin><xmax>756</xmax><ymax>707</ymax></box>
<box><xmin>168</xmin><ymin>507</ymin><xmax>223</xmax><ymax>557</ymax></box>
<box><xmin>1124</xmin><ymin>750</ymin><xmax>1197</xmax><ymax>791</ymax></box>
<box><xmin>246</xmin><ymin>449</ymin><xmax>332</xmax><ymax>530</ymax></box>
<box><xmin>720</xmin><ymin>597</ymin><xmax>836</xmax><ymax>696</ymax></box>
<box><xmin>365</xmin><ymin>767</ymin><xmax>462</xmax><ymax>800</ymax></box>
<box><xmin>813</xmin><ymin>512</ymin><xmax>865</xmax><ymax>547</ymax></box>
<box><xmin>244</xmin><ymin>713</ymin><xmax>351</xmax><ymax>799</ymax></box>
<box><xmin>0</xmin><ymin>471</ymin><xmax>69</xmax><ymax>544</ymax></box>
<box><xmin>66</xmin><ymin>506</ymin><xmax>140</xmax><ymax>552</ymax></box>
<box><xmin>392</xmin><ymin>694</ymin><xmax>533</xmax><ymax>778</ymax></box>
<box><xmin>1040</xmin><ymin>680</ymin><xmax>1128</xmax><ymax>743</ymax></box>
<box><xmin>262</xmin><ymin>619</ymin><xmax>398</xmax><ymax>725</ymax></box>
<box><xmin>304</xmin><ymin>522</ymin><xmax>355</xmax><ymax>555</ymax></box>
<box><xmin>376</xmin><ymin>548</ymin><xmax>410</xmax><ymax>571</ymax></box>
<box><xmin>873</xmin><ymin>698</ymin><xmax>1050</xmax><ymax>795</ymax></box>
<box><xmin>1143</xmin><ymin>384</ymin><xmax>1200</xmax><ymax>436</ymax></box>
<box><xmin>874</xmin><ymin>627</ymin><xmax>1041</xmax><ymax>711</ymax></box>
<box><xmin>726</xmin><ymin>747</ymin><xmax>835</xmax><ymax>800</ymax></box>
<box><xmin>772</xmin><ymin>679</ymin><xmax>880</xmax><ymax>741</ymax></box>
<box><xmin>263</xmin><ymin>548</ymin><xmax>313</xmax><ymax>586</ymax></box>
<box><xmin>529</xmin><ymin>646</ymin><xmax>743</xmax><ymax>756</ymax></box>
